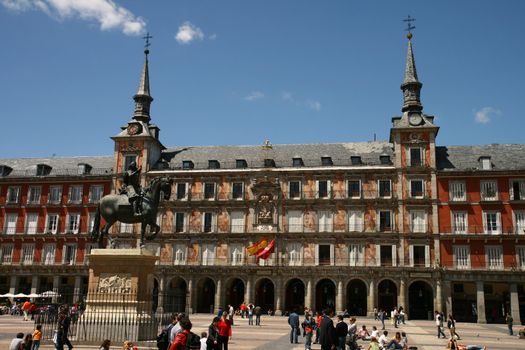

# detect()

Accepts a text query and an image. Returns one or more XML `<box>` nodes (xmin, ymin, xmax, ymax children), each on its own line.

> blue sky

<box><xmin>1</xmin><ymin>0</ymin><xmax>524</xmax><ymax>158</ymax></box>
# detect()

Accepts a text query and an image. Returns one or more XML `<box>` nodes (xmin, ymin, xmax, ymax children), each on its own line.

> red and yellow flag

<box><xmin>257</xmin><ymin>239</ymin><xmax>275</xmax><ymax>260</ymax></box>
<box><xmin>246</xmin><ymin>239</ymin><xmax>268</xmax><ymax>256</ymax></box>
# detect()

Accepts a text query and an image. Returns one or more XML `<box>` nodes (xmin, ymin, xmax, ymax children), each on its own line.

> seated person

<box><xmin>378</xmin><ymin>331</ymin><xmax>389</xmax><ymax>349</ymax></box>
<box><xmin>385</xmin><ymin>332</ymin><xmax>403</xmax><ymax>350</ymax></box>
<box><xmin>358</xmin><ymin>325</ymin><xmax>371</xmax><ymax>340</ymax></box>
<box><xmin>370</xmin><ymin>326</ymin><xmax>380</xmax><ymax>339</ymax></box>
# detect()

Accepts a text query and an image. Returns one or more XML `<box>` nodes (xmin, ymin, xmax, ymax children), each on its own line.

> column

<box><xmin>9</xmin><ymin>275</ymin><xmax>17</xmax><ymax>294</ymax></box>
<box><xmin>305</xmin><ymin>279</ymin><xmax>313</xmax><ymax>312</ymax></box>
<box><xmin>275</xmin><ymin>277</ymin><xmax>283</xmax><ymax>316</ymax></box>
<box><xmin>398</xmin><ymin>278</ymin><xmax>406</xmax><ymax>309</ymax></box>
<box><xmin>244</xmin><ymin>277</ymin><xmax>252</xmax><ymax>304</ymax></box>
<box><xmin>52</xmin><ymin>275</ymin><xmax>60</xmax><ymax>304</ymax></box>
<box><xmin>336</xmin><ymin>280</ymin><xmax>344</xmax><ymax>314</ymax></box>
<box><xmin>435</xmin><ymin>279</ymin><xmax>443</xmax><ymax>313</ymax></box>
<box><xmin>30</xmin><ymin>275</ymin><xmax>39</xmax><ymax>296</ymax></box>
<box><xmin>510</xmin><ymin>283</ymin><xmax>521</xmax><ymax>325</ymax></box>
<box><xmin>367</xmin><ymin>279</ymin><xmax>375</xmax><ymax>317</ymax></box>
<box><xmin>476</xmin><ymin>281</ymin><xmax>486</xmax><ymax>324</ymax></box>
<box><xmin>444</xmin><ymin>280</ymin><xmax>453</xmax><ymax>318</ymax></box>
<box><xmin>73</xmin><ymin>276</ymin><xmax>82</xmax><ymax>303</ymax></box>
<box><xmin>186</xmin><ymin>277</ymin><xmax>193</xmax><ymax>314</ymax></box>
<box><xmin>214</xmin><ymin>279</ymin><xmax>222</xmax><ymax>314</ymax></box>
<box><xmin>157</xmin><ymin>275</ymin><xmax>165</xmax><ymax>313</ymax></box>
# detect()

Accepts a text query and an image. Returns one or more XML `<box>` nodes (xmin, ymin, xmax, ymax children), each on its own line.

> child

<box><xmin>31</xmin><ymin>325</ymin><xmax>42</xmax><ymax>350</ymax></box>
<box><xmin>200</xmin><ymin>332</ymin><xmax>207</xmax><ymax>350</ymax></box>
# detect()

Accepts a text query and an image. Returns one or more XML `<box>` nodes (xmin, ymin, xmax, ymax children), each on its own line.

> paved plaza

<box><xmin>0</xmin><ymin>314</ymin><xmax>522</xmax><ymax>350</ymax></box>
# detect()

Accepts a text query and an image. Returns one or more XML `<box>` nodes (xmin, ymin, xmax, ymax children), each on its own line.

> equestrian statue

<box><xmin>91</xmin><ymin>163</ymin><xmax>172</xmax><ymax>248</ymax></box>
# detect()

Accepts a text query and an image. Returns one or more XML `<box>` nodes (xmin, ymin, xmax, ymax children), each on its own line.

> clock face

<box><xmin>409</xmin><ymin>113</ymin><xmax>423</xmax><ymax>126</ymax></box>
<box><xmin>127</xmin><ymin>123</ymin><xmax>141</xmax><ymax>135</ymax></box>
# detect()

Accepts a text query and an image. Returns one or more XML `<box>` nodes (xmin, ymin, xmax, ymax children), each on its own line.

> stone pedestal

<box><xmin>77</xmin><ymin>248</ymin><xmax>158</xmax><ymax>342</ymax></box>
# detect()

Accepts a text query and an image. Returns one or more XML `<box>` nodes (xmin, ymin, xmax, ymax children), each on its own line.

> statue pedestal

<box><xmin>77</xmin><ymin>249</ymin><xmax>158</xmax><ymax>342</ymax></box>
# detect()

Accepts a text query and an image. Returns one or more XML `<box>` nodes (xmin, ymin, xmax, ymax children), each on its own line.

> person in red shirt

<box><xmin>217</xmin><ymin>313</ymin><xmax>232</xmax><ymax>350</ymax></box>
<box><xmin>22</xmin><ymin>301</ymin><xmax>31</xmax><ymax>321</ymax></box>
<box><xmin>169</xmin><ymin>317</ymin><xmax>192</xmax><ymax>350</ymax></box>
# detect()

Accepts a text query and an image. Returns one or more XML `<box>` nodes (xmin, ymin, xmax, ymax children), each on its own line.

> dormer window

<box><xmin>182</xmin><ymin>160</ymin><xmax>194</xmax><ymax>170</ymax></box>
<box><xmin>208</xmin><ymin>160</ymin><xmax>220</xmax><ymax>169</ymax></box>
<box><xmin>236</xmin><ymin>159</ymin><xmax>247</xmax><ymax>169</ymax></box>
<box><xmin>0</xmin><ymin>165</ymin><xmax>12</xmax><ymax>177</ymax></box>
<box><xmin>36</xmin><ymin>164</ymin><xmax>52</xmax><ymax>176</ymax></box>
<box><xmin>380</xmin><ymin>155</ymin><xmax>391</xmax><ymax>165</ymax></box>
<box><xmin>77</xmin><ymin>163</ymin><xmax>92</xmax><ymax>175</ymax></box>
<box><xmin>350</xmin><ymin>156</ymin><xmax>362</xmax><ymax>165</ymax></box>
<box><xmin>479</xmin><ymin>156</ymin><xmax>492</xmax><ymax>170</ymax></box>
<box><xmin>264</xmin><ymin>159</ymin><xmax>276</xmax><ymax>168</ymax></box>
<box><xmin>292</xmin><ymin>157</ymin><xmax>304</xmax><ymax>167</ymax></box>
<box><xmin>321</xmin><ymin>157</ymin><xmax>333</xmax><ymax>166</ymax></box>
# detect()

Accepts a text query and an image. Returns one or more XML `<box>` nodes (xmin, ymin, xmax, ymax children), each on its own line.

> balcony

<box><xmin>440</xmin><ymin>225</ymin><xmax>523</xmax><ymax>236</ymax></box>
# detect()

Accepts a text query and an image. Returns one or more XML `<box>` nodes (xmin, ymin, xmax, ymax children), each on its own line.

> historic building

<box><xmin>1</xmin><ymin>34</ymin><xmax>524</xmax><ymax>323</ymax></box>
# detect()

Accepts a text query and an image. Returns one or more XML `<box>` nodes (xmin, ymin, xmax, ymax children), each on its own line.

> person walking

<box><xmin>56</xmin><ymin>311</ymin><xmax>73</xmax><ymax>350</ymax></box>
<box><xmin>505</xmin><ymin>313</ymin><xmax>514</xmax><ymax>336</ymax></box>
<box><xmin>207</xmin><ymin>317</ymin><xmax>220</xmax><ymax>350</ymax></box>
<box><xmin>247</xmin><ymin>304</ymin><xmax>254</xmax><ymax>325</ymax></box>
<box><xmin>31</xmin><ymin>325</ymin><xmax>42</xmax><ymax>350</ymax></box>
<box><xmin>302</xmin><ymin>313</ymin><xmax>316</xmax><ymax>350</ymax></box>
<box><xmin>22</xmin><ymin>301</ymin><xmax>31</xmax><ymax>321</ymax></box>
<box><xmin>288</xmin><ymin>309</ymin><xmax>300</xmax><ymax>344</ymax></box>
<box><xmin>335</xmin><ymin>315</ymin><xmax>348</xmax><ymax>350</ymax></box>
<box><xmin>379</xmin><ymin>310</ymin><xmax>386</xmax><ymax>330</ymax></box>
<box><xmin>314</xmin><ymin>311</ymin><xmax>322</xmax><ymax>344</ymax></box>
<box><xmin>254</xmin><ymin>305</ymin><xmax>262</xmax><ymax>326</ymax></box>
<box><xmin>217</xmin><ymin>313</ymin><xmax>232</xmax><ymax>350</ymax></box>
<box><xmin>319</xmin><ymin>309</ymin><xmax>336</xmax><ymax>350</ymax></box>
<box><xmin>435</xmin><ymin>311</ymin><xmax>446</xmax><ymax>339</ymax></box>
<box><xmin>168</xmin><ymin>317</ymin><xmax>192</xmax><ymax>350</ymax></box>
<box><xmin>447</xmin><ymin>314</ymin><xmax>460</xmax><ymax>340</ymax></box>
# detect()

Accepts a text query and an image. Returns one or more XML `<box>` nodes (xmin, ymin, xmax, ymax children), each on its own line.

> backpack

<box><xmin>186</xmin><ymin>331</ymin><xmax>201</xmax><ymax>350</ymax></box>
<box><xmin>156</xmin><ymin>324</ymin><xmax>173</xmax><ymax>350</ymax></box>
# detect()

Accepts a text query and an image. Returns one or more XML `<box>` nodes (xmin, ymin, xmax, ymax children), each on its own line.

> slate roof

<box><xmin>0</xmin><ymin>156</ymin><xmax>113</xmax><ymax>178</ymax></box>
<box><xmin>436</xmin><ymin>144</ymin><xmax>525</xmax><ymax>171</ymax></box>
<box><xmin>159</xmin><ymin>141</ymin><xmax>394</xmax><ymax>170</ymax></box>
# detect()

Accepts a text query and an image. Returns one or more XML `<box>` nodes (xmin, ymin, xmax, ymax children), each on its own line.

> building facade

<box><xmin>1</xmin><ymin>35</ymin><xmax>524</xmax><ymax>323</ymax></box>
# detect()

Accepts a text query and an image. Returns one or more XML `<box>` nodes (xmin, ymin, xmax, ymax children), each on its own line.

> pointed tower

<box><xmin>133</xmin><ymin>48</ymin><xmax>153</xmax><ymax>123</ymax></box>
<box><xmin>401</xmin><ymin>33</ymin><xmax>423</xmax><ymax>113</ymax></box>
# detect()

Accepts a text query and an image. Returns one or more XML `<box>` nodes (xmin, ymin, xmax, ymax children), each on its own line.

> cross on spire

<box><xmin>143</xmin><ymin>32</ymin><xmax>153</xmax><ymax>53</ymax></box>
<box><xmin>403</xmin><ymin>15</ymin><xmax>416</xmax><ymax>39</ymax></box>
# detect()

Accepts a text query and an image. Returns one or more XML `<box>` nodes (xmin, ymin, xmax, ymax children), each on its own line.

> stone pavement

<box><xmin>1</xmin><ymin>314</ymin><xmax>523</xmax><ymax>349</ymax></box>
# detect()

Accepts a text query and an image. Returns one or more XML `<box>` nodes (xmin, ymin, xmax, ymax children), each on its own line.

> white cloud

<box><xmin>244</xmin><ymin>91</ymin><xmax>264</xmax><ymax>102</ymax></box>
<box><xmin>306</xmin><ymin>99</ymin><xmax>322</xmax><ymax>111</ymax></box>
<box><xmin>175</xmin><ymin>21</ymin><xmax>204</xmax><ymax>44</ymax></box>
<box><xmin>1</xmin><ymin>0</ymin><xmax>146</xmax><ymax>35</ymax></box>
<box><xmin>474</xmin><ymin>107</ymin><xmax>501</xmax><ymax>124</ymax></box>
<box><xmin>281</xmin><ymin>91</ymin><xmax>321</xmax><ymax>112</ymax></box>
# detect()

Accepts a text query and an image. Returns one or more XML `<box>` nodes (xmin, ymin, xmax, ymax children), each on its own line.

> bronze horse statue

<box><xmin>91</xmin><ymin>177</ymin><xmax>173</xmax><ymax>248</ymax></box>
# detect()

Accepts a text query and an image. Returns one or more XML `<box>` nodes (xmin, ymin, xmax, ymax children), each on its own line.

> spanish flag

<box><xmin>257</xmin><ymin>239</ymin><xmax>275</xmax><ymax>260</ymax></box>
<box><xmin>246</xmin><ymin>239</ymin><xmax>268</xmax><ymax>256</ymax></box>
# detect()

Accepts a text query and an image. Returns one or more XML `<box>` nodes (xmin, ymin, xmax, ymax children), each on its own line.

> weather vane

<box><xmin>403</xmin><ymin>15</ymin><xmax>416</xmax><ymax>39</ymax></box>
<box><xmin>143</xmin><ymin>32</ymin><xmax>153</xmax><ymax>52</ymax></box>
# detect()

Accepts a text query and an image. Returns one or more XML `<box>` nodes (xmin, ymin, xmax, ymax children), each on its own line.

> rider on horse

<box><xmin>122</xmin><ymin>161</ymin><xmax>142</xmax><ymax>216</ymax></box>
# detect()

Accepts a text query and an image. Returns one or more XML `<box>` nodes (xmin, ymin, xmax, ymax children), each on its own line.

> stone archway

<box><xmin>196</xmin><ymin>277</ymin><xmax>216</xmax><ymax>313</ymax></box>
<box><xmin>408</xmin><ymin>280</ymin><xmax>433</xmax><ymax>320</ymax></box>
<box><xmin>225</xmin><ymin>278</ymin><xmax>245</xmax><ymax>310</ymax></box>
<box><xmin>165</xmin><ymin>277</ymin><xmax>187</xmax><ymax>313</ymax></box>
<box><xmin>255</xmin><ymin>278</ymin><xmax>274</xmax><ymax>312</ymax></box>
<box><xmin>316</xmin><ymin>279</ymin><xmax>336</xmax><ymax>312</ymax></box>
<box><xmin>346</xmin><ymin>279</ymin><xmax>367</xmax><ymax>316</ymax></box>
<box><xmin>484</xmin><ymin>283</ymin><xmax>510</xmax><ymax>324</ymax></box>
<box><xmin>451</xmin><ymin>282</ymin><xmax>476</xmax><ymax>323</ymax></box>
<box><xmin>285</xmin><ymin>278</ymin><xmax>305</xmax><ymax>314</ymax></box>
<box><xmin>378</xmin><ymin>279</ymin><xmax>397</xmax><ymax>312</ymax></box>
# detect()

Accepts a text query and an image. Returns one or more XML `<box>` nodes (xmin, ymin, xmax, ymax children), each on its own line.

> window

<box><xmin>88</xmin><ymin>213</ymin><xmax>96</xmax><ymax>233</ymax></box>
<box><xmin>410</xmin><ymin>180</ymin><xmax>424</xmax><ymax>198</ymax></box>
<box><xmin>516</xmin><ymin>246</ymin><xmax>525</xmax><ymax>270</ymax></box>
<box><xmin>510</xmin><ymin>180</ymin><xmax>525</xmax><ymax>200</ymax></box>
<box><xmin>36</xmin><ymin>164</ymin><xmax>51</xmax><ymax>176</ymax></box>
<box><xmin>515</xmin><ymin>211</ymin><xmax>525</xmax><ymax>234</ymax></box>
<box><xmin>409</xmin><ymin>148</ymin><xmax>423</xmax><ymax>167</ymax></box>
<box><xmin>89</xmin><ymin>185</ymin><xmax>104</xmax><ymax>203</ymax></box>
<box><xmin>203</xmin><ymin>212</ymin><xmax>215</xmax><ymax>233</ymax></box>
<box><xmin>6</xmin><ymin>186</ymin><xmax>20</xmax><ymax>204</ymax></box>
<box><xmin>176</xmin><ymin>183</ymin><xmax>188</xmax><ymax>200</ymax></box>
<box><xmin>317</xmin><ymin>244</ymin><xmax>334</xmax><ymax>266</ymax></box>
<box><xmin>449</xmin><ymin>181</ymin><xmax>466</xmax><ymax>201</ymax></box>
<box><xmin>120</xmin><ymin>222</ymin><xmax>133</xmax><ymax>234</ymax></box>
<box><xmin>264</xmin><ymin>159</ymin><xmax>276</xmax><ymax>167</ymax></box>
<box><xmin>174</xmin><ymin>213</ymin><xmax>186</xmax><ymax>233</ymax></box>
<box><xmin>48</xmin><ymin>186</ymin><xmax>62</xmax><ymax>204</ymax></box>
<box><xmin>62</xmin><ymin>244</ymin><xmax>77</xmax><ymax>265</ymax></box>
<box><xmin>182</xmin><ymin>160</ymin><xmax>194</xmax><ymax>170</ymax></box>
<box><xmin>453</xmin><ymin>245</ymin><xmax>470</xmax><ymax>269</ymax></box>
<box><xmin>67</xmin><ymin>213</ymin><xmax>80</xmax><ymax>234</ymax></box>
<box><xmin>123</xmin><ymin>155</ymin><xmax>136</xmax><ymax>172</ymax></box>
<box><xmin>287</xmin><ymin>243</ymin><xmax>303</xmax><ymax>266</ymax></box>
<box><xmin>410</xmin><ymin>210</ymin><xmax>426</xmax><ymax>233</ymax></box>
<box><xmin>349</xmin><ymin>244</ymin><xmax>364</xmax><ymax>266</ymax></box>
<box><xmin>204</xmin><ymin>183</ymin><xmax>216</xmax><ymax>200</ymax></box>
<box><xmin>173</xmin><ymin>244</ymin><xmax>186</xmax><ymax>265</ymax></box>
<box><xmin>289</xmin><ymin>181</ymin><xmax>301</xmax><ymax>199</ymax></box>
<box><xmin>1</xmin><ymin>244</ymin><xmax>13</xmax><ymax>264</ymax></box>
<box><xmin>236</xmin><ymin>159</ymin><xmax>247</xmax><ymax>169</ymax></box>
<box><xmin>230</xmin><ymin>211</ymin><xmax>245</xmax><ymax>233</ymax></box>
<box><xmin>230</xmin><ymin>244</ymin><xmax>244</xmax><ymax>266</ymax></box>
<box><xmin>483</xmin><ymin>211</ymin><xmax>500</xmax><ymax>234</ymax></box>
<box><xmin>232</xmin><ymin>182</ymin><xmax>244</xmax><ymax>200</ymax></box>
<box><xmin>21</xmin><ymin>244</ymin><xmax>34</xmax><ymax>265</ymax></box>
<box><xmin>380</xmin><ymin>155</ymin><xmax>391</xmax><ymax>165</ymax></box>
<box><xmin>5</xmin><ymin>214</ymin><xmax>17</xmax><ymax>234</ymax></box>
<box><xmin>46</xmin><ymin>214</ymin><xmax>59</xmax><ymax>234</ymax></box>
<box><xmin>452</xmin><ymin>212</ymin><xmax>468</xmax><ymax>234</ymax></box>
<box><xmin>201</xmin><ymin>244</ymin><xmax>215</xmax><ymax>266</ymax></box>
<box><xmin>378</xmin><ymin>210</ymin><xmax>392</xmax><ymax>232</ymax></box>
<box><xmin>351</xmin><ymin>156</ymin><xmax>362</xmax><ymax>165</ymax></box>
<box><xmin>288</xmin><ymin>210</ymin><xmax>303</xmax><ymax>233</ymax></box>
<box><xmin>42</xmin><ymin>244</ymin><xmax>56</xmax><ymax>265</ymax></box>
<box><xmin>480</xmin><ymin>156</ymin><xmax>492</xmax><ymax>170</ymax></box>
<box><xmin>27</xmin><ymin>186</ymin><xmax>41</xmax><ymax>204</ymax></box>
<box><xmin>317</xmin><ymin>210</ymin><xmax>333</xmax><ymax>232</ymax></box>
<box><xmin>378</xmin><ymin>245</ymin><xmax>396</xmax><ymax>267</ymax></box>
<box><xmin>486</xmin><ymin>246</ymin><xmax>503</xmax><ymax>270</ymax></box>
<box><xmin>347</xmin><ymin>180</ymin><xmax>361</xmax><ymax>198</ymax></box>
<box><xmin>69</xmin><ymin>185</ymin><xmax>83</xmax><ymax>204</ymax></box>
<box><xmin>0</xmin><ymin>165</ymin><xmax>12</xmax><ymax>176</ymax></box>
<box><xmin>410</xmin><ymin>245</ymin><xmax>429</xmax><ymax>267</ymax></box>
<box><xmin>480</xmin><ymin>180</ymin><xmax>498</xmax><ymax>201</ymax></box>
<box><xmin>348</xmin><ymin>210</ymin><xmax>363</xmax><ymax>232</ymax></box>
<box><xmin>292</xmin><ymin>158</ymin><xmax>304</xmax><ymax>167</ymax></box>
<box><xmin>317</xmin><ymin>180</ymin><xmax>330</xmax><ymax>199</ymax></box>
<box><xmin>321</xmin><ymin>157</ymin><xmax>333</xmax><ymax>166</ymax></box>
<box><xmin>378</xmin><ymin>180</ymin><xmax>391</xmax><ymax>198</ymax></box>
<box><xmin>78</xmin><ymin>163</ymin><xmax>91</xmax><ymax>175</ymax></box>
<box><xmin>208</xmin><ymin>160</ymin><xmax>220</xmax><ymax>169</ymax></box>
<box><xmin>25</xmin><ymin>213</ymin><xmax>38</xmax><ymax>234</ymax></box>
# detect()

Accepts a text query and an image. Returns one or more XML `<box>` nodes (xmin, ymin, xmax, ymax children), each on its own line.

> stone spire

<box><xmin>133</xmin><ymin>47</ymin><xmax>154</xmax><ymax>123</ymax></box>
<box><xmin>400</xmin><ymin>33</ymin><xmax>423</xmax><ymax>113</ymax></box>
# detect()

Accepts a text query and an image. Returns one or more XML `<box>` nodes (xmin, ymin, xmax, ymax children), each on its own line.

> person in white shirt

<box><xmin>9</xmin><ymin>333</ymin><xmax>24</xmax><ymax>350</ymax></box>
<box><xmin>170</xmin><ymin>313</ymin><xmax>184</xmax><ymax>343</ymax></box>
<box><xmin>378</xmin><ymin>330</ymin><xmax>389</xmax><ymax>349</ymax></box>
<box><xmin>199</xmin><ymin>331</ymin><xmax>208</xmax><ymax>350</ymax></box>
<box><xmin>370</xmin><ymin>326</ymin><xmax>380</xmax><ymax>339</ymax></box>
